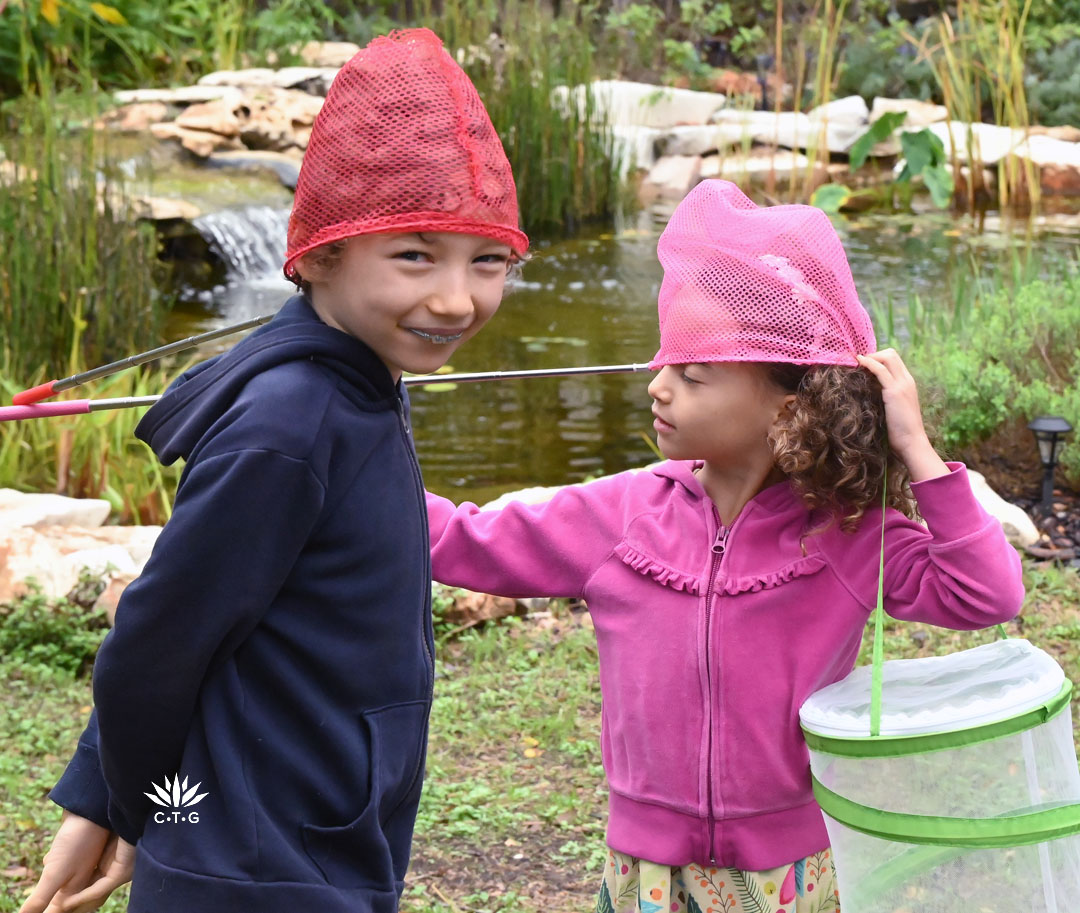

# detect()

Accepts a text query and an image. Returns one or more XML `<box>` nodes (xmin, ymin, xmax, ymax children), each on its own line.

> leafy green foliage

<box><xmin>0</xmin><ymin>0</ymin><xmax>344</xmax><ymax>96</ymax></box>
<box><xmin>1026</xmin><ymin>38</ymin><xmax>1080</xmax><ymax>128</ymax></box>
<box><xmin>0</xmin><ymin>578</ymin><xmax>109</xmax><ymax>676</ymax></box>
<box><xmin>0</xmin><ymin>79</ymin><xmax>174</xmax><ymax>381</ymax></box>
<box><xmin>421</xmin><ymin>0</ymin><xmax>626</xmax><ymax>235</ymax></box>
<box><xmin>834</xmin><ymin>19</ymin><xmax>939</xmax><ymax>104</ymax></box>
<box><xmin>810</xmin><ymin>183</ymin><xmax>853</xmax><ymax>213</ymax></box>
<box><xmin>0</xmin><ymin>365</ymin><xmax>181</xmax><ymax>523</ymax></box>
<box><xmin>882</xmin><ymin>263</ymin><xmax>1080</xmax><ymax>484</ymax></box>
<box><xmin>849</xmin><ymin>111</ymin><xmax>908</xmax><ymax>171</ymax></box>
<box><xmin>822</xmin><ymin>119</ymin><xmax>955</xmax><ymax>212</ymax></box>
<box><xmin>897</xmin><ymin>129</ymin><xmax>954</xmax><ymax>208</ymax></box>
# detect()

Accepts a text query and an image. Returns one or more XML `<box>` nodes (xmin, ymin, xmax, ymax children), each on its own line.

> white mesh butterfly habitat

<box><xmin>800</xmin><ymin>634</ymin><xmax>1080</xmax><ymax>912</ymax></box>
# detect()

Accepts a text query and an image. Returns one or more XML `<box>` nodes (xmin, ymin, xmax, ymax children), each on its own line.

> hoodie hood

<box><xmin>649</xmin><ymin>459</ymin><xmax>798</xmax><ymax>514</ymax></box>
<box><xmin>138</xmin><ymin>295</ymin><xmax>398</xmax><ymax>465</ymax></box>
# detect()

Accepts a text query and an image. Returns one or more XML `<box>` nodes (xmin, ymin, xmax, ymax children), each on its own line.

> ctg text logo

<box><xmin>145</xmin><ymin>774</ymin><xmax>208</xmax><ymax>824</ymax></box>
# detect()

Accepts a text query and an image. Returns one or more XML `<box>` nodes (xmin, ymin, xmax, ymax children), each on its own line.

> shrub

<box><xmin>1026</xmin><ymin>38</ymin><xmax>1080</xmax><ymax>128</ymax></box>
<box><xmin>0</xmin><ymin>577</ymin><xmax>110</xmax><ymax>676</ymax></box>
<box><xmin>888</xmin><ymin>265</ymin><xmax>1080</xmax><ymax>485</ymax></box>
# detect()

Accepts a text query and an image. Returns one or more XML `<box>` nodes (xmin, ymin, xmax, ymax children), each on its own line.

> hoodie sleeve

<box><xmin>427</xmin><ymin>472</ymin><xmax>632</xmax><ymax>599</ymax></box>
<box><xmin>92</xmin><ymin>447</ymin><xmax>325</xmax><ymax>843</ymax></box>
<box><xmin>829</xmin><ymin>462</ymin><xmax>1024</xmax><ymax>629</ymax></box>
<box><xmin>48</xmin><ymin>711</ymin><xmax>111</xmax><ymax>829</ymax></box>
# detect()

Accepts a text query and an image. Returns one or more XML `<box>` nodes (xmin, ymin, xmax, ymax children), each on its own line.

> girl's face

<box><xmin>647</xmin><ymin>362</ymin><xmax>794</xmax><ymax>465</ymax></box>
<box><xmin>300</xmin><ymin>231</ymin><xmax>513</xmax><ymax>381</ymax></box>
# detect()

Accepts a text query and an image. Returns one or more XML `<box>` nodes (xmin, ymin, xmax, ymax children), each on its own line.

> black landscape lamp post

<box><xmin>1028</xmin><ymin>415</ymin><xmax>1073</xmax><ymax>508</ymax></box>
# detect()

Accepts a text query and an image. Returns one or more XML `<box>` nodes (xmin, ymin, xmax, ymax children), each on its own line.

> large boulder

<box><xmin>870</xmin><ymin>97</ymin><xmax>948</xmax><ymax>128</ymax></box>
<box><xmin>197</xmin><ymin>66</ymin><xmax>338</xmax><ymax>95</ymax></box>
<box><xmin>236</xmin><ymin>86</ymin><xmax>325</xmax><ymax>151</ymax></box>
<box><xmin>150</xmin><ymin>122</ymin><xmax>244</xmax><ymax>158</ymax></box>
<box><xmin>0</xmin><ymin>490</ymin><xmax>110</xmax><ymax>531</ymax></box>
<box><xmin>112</xmin><ymin>85</ymin><xmax>244</xmax><ymax>106</ymax></box>
<box><xmin>0</xmin><ymin>524</ymin><xmax>161</xmax><ymax>605</ymax></box>
<box><xmin>709</xmin><ymin>97</ymin><xmax>877</xmax><ymax>155</ymax></box>
<box><xmin>297</xmin><ymin>40</ymin><xmax>361</xmax><ymax>68</ymax></box>
<box><xmin>175</xmin><ymin>98</ymin><xmax>245</xmax><ymax>138</ymax></box>
<box><xmin>967</xmin><ymin>471</ymin><xmax>1040</xmax><ymax>547</ymax></box>
<box><xmin>95</xmin><ymin>101</ymin><xmax>171</xmax><ymax>132</ymax></box>
<box><xmin>555</xmin><ymin>80</ymin><xmax>728</xmax><ymax>128</ymax></box>
<box><xmin>700</xmin><ymin>149</ymin><xmax>824</xmax><ymax>186</ymax></box>
<box><xmin>639</xmin><ymin>155</ymin><xmax>702</xmax><ymax>205</ymax></box>
<box><xmin>206</xmin><ymin>150</ymin><xmax>302</xmax><ymax>190</ymax></box>
<box><xmin>909</xmin><ymin>122</ymin><xmax>1080</xmax><ymax>196</ymax></box>
<box><xmin>151</xmin><ymin>87</ymin><xmax>324</xmax><ymax>157</ymax></box>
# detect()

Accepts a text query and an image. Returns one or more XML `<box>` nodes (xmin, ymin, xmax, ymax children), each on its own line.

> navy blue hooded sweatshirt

<box><xmin>50</xmin><ymin>294</ymin><xmax>434</xmax><ymax>913</ymax></box>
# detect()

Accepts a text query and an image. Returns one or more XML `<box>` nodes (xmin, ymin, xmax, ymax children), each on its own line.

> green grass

<box><xmin>2</xmin><ymin>563</ymin><xmax>1079</xmax><ymax>912</ymax></box>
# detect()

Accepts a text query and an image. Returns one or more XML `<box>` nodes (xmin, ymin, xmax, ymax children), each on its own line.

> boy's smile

<box><xmin>302</xmin><ymin>231</ymin><xmax>512</xmax><ymax>381</ymax></box>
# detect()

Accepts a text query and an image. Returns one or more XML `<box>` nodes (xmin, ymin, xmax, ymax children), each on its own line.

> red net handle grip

<box><xmin>12</xmin><ymin>380</ymin><xmax>58</xmax><ymax>406</ymax></box>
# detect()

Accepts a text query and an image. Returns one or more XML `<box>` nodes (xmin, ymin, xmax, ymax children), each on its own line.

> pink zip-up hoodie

<box><xmin>426</xmin><ymin>461</ymin><xmax>1024</xmax><ymax>871</ymax></box>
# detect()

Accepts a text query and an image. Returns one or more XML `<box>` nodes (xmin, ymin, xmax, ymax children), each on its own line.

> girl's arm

<box><xmin>855</xmin><ymin>348</ymin><xmax>949</xmax><ymax>483</ymax></box>
<box><xmin>849</xmin><ymin>349</ymin><xmax>1024</xmax><ymax>626</ymax></box>
<box><xmin>428</xmin><ymin>472</ymin><xmax>632</xmax><ymax>599</ymax></box>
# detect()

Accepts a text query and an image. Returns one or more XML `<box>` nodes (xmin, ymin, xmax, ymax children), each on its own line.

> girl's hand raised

<box><xmin>855</xmin><ymin>349</ymin><xmax>949</xmax><ymax>483</ymax></box>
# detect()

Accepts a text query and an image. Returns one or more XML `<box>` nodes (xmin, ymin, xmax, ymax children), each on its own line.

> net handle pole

<box><xmin>0</xmin><ymin>363</ymin><xmax>653</xmax><ymax>423</ymax></box>
<box><xmin>11</xmin><ymin>315</ymin><xmax>275</xmax><ymax>405</ymax></box>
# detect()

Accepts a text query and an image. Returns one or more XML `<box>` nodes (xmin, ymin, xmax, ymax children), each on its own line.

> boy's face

<box><xmin>303</xmin><ymin>232</ymin><xmax>512</xmax><ymax>381</ymax></box>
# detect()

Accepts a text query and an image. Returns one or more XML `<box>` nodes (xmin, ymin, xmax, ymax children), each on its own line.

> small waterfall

<box><xmin>193</xmin><ymin>206</ymin><xmax>291</xmax><ymax>281</ymax></box>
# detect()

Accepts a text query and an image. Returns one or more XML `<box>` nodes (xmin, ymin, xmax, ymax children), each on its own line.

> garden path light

<box><xmin>1028</xmin><ymin>415</ymin><xmax>1073</xmax><ymax>509</ymax></box>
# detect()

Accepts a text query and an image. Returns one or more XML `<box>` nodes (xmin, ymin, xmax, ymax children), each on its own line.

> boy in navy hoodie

<box><xmin>20</xmin><ymin>29</ymin><xmax>528</xmax><ymax>913</ymax></box>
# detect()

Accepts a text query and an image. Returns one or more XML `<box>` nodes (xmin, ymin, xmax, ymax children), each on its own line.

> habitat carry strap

<box><xmin>868</xmin><ymin>468</ymin><xmax>1009</xmax><ymax>737</ymax></box>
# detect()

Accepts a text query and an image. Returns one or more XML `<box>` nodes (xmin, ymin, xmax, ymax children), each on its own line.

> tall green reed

<box><xmin>0</xmin><ymin>54</ymin><xmax>171</xmax><ymax>383</ymax></box>
<box><xmin>902</xmin><ymin>0</ymin><xmax>1038</xmax><ymax>210</ymax></box>
<box><xmin>1</xmin><ymin>9</ymin><xmax>175</xmax><ymax>521</ymax></box>
<box><xmin>0</xmin><ymin>367</ymin><xmax>180</xmax><ymax>523</ymax></box>
<box><xmin>414</xmin><ymin>0</ymin><xmax>626</xmax><ymax>236</ymax></box>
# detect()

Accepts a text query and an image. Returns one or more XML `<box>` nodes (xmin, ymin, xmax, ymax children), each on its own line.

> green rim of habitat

<box><xmin>812</xmin><ymin>775</ymin><xmax>1080</xmax><ymax>849</ymax></box>
<box><xmin>802</xmin><ymin>679</ymin><xmax>1073</xmax><ymax>759</ymax></box>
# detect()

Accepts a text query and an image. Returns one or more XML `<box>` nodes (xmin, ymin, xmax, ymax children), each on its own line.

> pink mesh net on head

<box><xmin>650</xmin><ymin>180</ymin><xmax>876</xmax><ymax>368</ymax></box>
<box><xmin>284</xmin><ymin>28</ymin><xmax>528</xmax><ymax>281</ymax></box>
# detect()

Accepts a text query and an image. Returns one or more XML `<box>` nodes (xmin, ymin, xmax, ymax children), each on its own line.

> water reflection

<box><xmin>169</xmin><ymin>204</ymin><xmax>1080</xmax><ymax>505</ymax></box>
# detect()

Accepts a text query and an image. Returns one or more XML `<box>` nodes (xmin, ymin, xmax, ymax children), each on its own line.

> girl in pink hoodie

<box><xmin>426</xmin><ymin>180</ymin><xmax>1024</xmax><ymax>913</ymax></box>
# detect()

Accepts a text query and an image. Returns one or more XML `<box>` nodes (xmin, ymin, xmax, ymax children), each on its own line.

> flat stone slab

<box><xmin>0</xmin><ymin>489</ymin><xmax>110</xmax><ymax>531</ymax></box>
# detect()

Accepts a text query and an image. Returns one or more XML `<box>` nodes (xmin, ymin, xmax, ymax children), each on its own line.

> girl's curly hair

<box><xmin>765</xmin><ymin>363</ymin><xmax>919</xmax><ymax>533</ymax></box>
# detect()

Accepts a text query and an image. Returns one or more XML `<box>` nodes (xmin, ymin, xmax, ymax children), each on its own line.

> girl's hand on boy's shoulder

<box><xmin>856</xmin><ymin>349</ymin><xmax>949</xmax><ymax>483</ymax></box>
<box><xmin>18</xmin><ymin>811</ymin><xmax>134</xmax><ymax>913</ymax></box>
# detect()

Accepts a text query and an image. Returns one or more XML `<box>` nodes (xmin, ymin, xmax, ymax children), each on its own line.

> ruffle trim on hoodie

<box><xmin>718</xmin><ymin>554</ymin><xmax>827</xmax><ymax>595</ymax></box>
<box><xmin>613</xmin><ymin>542</ymin><xmax>701</xmax><ymax>594</ymax></box>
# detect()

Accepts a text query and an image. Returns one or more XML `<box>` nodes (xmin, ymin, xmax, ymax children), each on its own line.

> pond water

<box><xmin>166</xmin><ymin>183</ymin><xmax>1080</xmax><ymax>505</ymax></box>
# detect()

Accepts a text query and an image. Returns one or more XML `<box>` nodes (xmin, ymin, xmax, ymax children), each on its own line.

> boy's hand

<box><xmin>18</xmin><ymin>811</ymin><xmax>134</xmax><ymax>913</ymax></box>
<box><xmin>856</xmin><ymin>348</ymin><xmax>949</xmax><ymax>483</ymax></box>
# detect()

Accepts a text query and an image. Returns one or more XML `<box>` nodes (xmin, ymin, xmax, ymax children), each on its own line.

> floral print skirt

<box><xmin>596</xmin><ymin>847</ymin><xmax>841</xmax><ymax>913</ymax></box>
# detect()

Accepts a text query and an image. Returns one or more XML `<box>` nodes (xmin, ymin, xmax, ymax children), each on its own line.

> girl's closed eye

<box><xmin>680</xmin><ymin>369</ymin><xmax>702</xmax><ymax>385</ymax></box>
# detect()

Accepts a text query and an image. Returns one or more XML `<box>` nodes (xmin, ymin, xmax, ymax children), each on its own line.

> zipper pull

<box><xmin>712</xmin><ymin>526</ymin><xmax>728</xmax><ymax>555</ymax></box>
<box><xmin>396</xmin><ymin>398</ymin><xmax>410</xmax><ymax>434</ymax></box>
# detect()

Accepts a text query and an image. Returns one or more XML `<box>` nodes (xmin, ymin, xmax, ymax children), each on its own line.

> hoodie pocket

<box><xmin>302</xmin><ymin>700</ymin><xmax>429</xmax><ymax>888</ymax></box>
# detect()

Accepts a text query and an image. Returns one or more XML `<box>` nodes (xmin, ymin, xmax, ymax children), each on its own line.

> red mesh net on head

<box><xmin>284</xmin><ymin>28</ymin><xmax>528</xmax><ymax>281</ymax></box>
<box><xmin>650</xmin><ymin>180</ymin><xmax>876</xmax><ymax>368</ymax></box>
